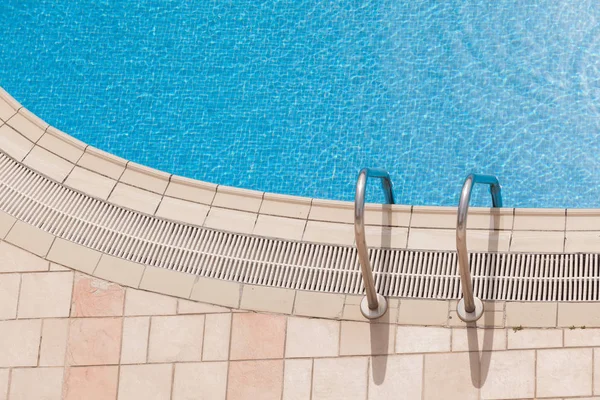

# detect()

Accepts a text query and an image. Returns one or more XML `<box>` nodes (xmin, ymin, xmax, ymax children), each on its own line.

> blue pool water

<box><xmin>1</xmin><ymin>1</ymin><xmax>599</xmax><ymax>208</ymax></box>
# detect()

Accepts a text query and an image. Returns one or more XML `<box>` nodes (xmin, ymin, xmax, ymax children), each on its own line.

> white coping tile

<box><xmin>286</xmin><ymin>317</ymin><xmax>339</xmax><ymax>358</ymax></box>
<box><xmin>64</xmin><ymin>166</ymin><xmax>117</xmax><ymax>200</ymax></box>
<box><xmin>567</xmin><ymin>209</ymin><xmax>600</xmax><ymax>231</ymax></box>
<box><xmin>558</xmin><ymin>303</ymin><xmax>600</xmax><ymax>327</ymax></box>
<box><xmin>480</xmin><ymin>350</ymin><xmax>535</xmax><ymax>399</ymax></box>
<box><xmin>339</xmin><ymin>321</ymin><xmax>395</xmax><ymax>355</ymax></box>
<box><xmin>510</xmin><ymin>231</ymin><xmax>565</xmax><ymax>253</ymax></box>
<box><xmin>139</xmin><ymin>266</ymin><xmax>195</xmax><ymax>298</ymax></box>
<box><xmin>513</xmin><ymin>208</ymin><xmax>566</xmax><ymax>231</ymax></box>
<box><xmin>507</xmin><ymin>328</ymin><xmax>563</xmax><ymax>349</ymax></box>
<box><xmin>565</xmin><ymin>231</ymin><xmax>600</xmax><ymax>252</ymax></box>
<box><xmin>203</xmin><ymin>207</ymin><xmax>257</xmax><ymax>234</ymax></box>
<box><xmin>368</xmin><ymin>354</ymin><xmax>423</xmax><ymax>400</ymax></box>
<box><xmin>119</xmin><ymin>162</ymin><xmax>170</xmax><ymax>194</ymax></box>
<box><xmin>308</xmin><ymin>198</ymin><xmax>353</xmax><ymax>224</ymax></box>
<box><xmin>0</xmin><ymin>241</ymin><xmax>48</xmax><ymax>272</ymax></box>
<box><xmin>451</xmin><ymin>328</ymin><xmax>507</xmax><ymax>352</ymax></box>
<box><xmin>363</xmin><ymin>226</ymin><xmax>408</xmax><ymax>248</ymax></box>
<box><xmin>46</xmin><ymin>238</ymin><xmax>101</xmax><ymax>274</ymax></box>
<box><xmin>260</xmin><ymin>192</ymin><xmax>312</xmax><ymax>219</ymax></box>
<box><xmin>312</xmin><ymin>357</ymin><xmax>368</xmax><ymax>400</ymax></box>
<box><xmin>37</xmin><ymin>126</ymin><xmax>86</xmax><ymax>163</ymax></box>
<box><xmin>302</xmin><ymin>220</ymin><xmax>354</xmax><ymax>245</ymax></box>
<box><xmin>5</xmin><ymin>220</ymin><xmax>54</xmax><ymax>257</ymax></box>
<box><xmin>108</xmin><ymin>182</ymin><xmax>162</xmax><ymax>215</ymax></box>
<box><xmin>6</xmin><ymin>108</ymin><xmax>48</xmax><ymax>142</ymax></box>
<box><xmin>0</xmin><ymin>89</ymin><xmax>20</xmax><ymax>121</ymax></box>
<box><xmin>0</xmin><ymin>124</ymin><xmax>34</xmax><ymax>161</ymax></box>
<box><xmin>94</xmin><ymin>254</ymin><xmax>145</xmax><ymax>288</ymax></box>
<box><xmin>407</xmin><ymin>228</ymin><xmax>511</xmax><ymax>251</ymax></box>
<box><xmin>165</xmin><ymin>174</ymin><xmax>217</xmax><ymax>205</ymax></box>
<box><xmin>294</xmin><ymin>291</ymin><xmax>344</xmax><ymax>319</ymax></box>
<box><xmin>506</xmin><ymin>302</ymin><xmax>558</xmax><ymax>328</ymax></box>
<box><xmin>537</xmin><ymin>348</ymin><xmax>593</xmax><ymax>397</ymax></box>
<box><xmin>191</xmin><ymin>277</ymin><xmax>240</xmax><ymax>308</ymax></box>
<box><xmin>283</xmin><ymin>359</ymin><xmax>312</xmax><ymax>400</ymax></box>
<box><xmin>396</xmin><ymin>326</ymin><xmax>451</xmax><ymax>354</ymax></box>
<box><xmin>77</xmin><ymin>146</ymin><xmax>127</xmax><ymax>180</ymax></box>
<box><xmin>410</xmin><ymin>206</ymin><xmax>456</xmax><ymax>229</ymax></box>
<box><xmin>212</xmin><ymin>185</ymin><xmax>263</xmax><ymax>213</ymax></box>
<box><xmin>0</xmin><ymin>211</ymin><xmax>16</xmax><ymax>239</ymax></box>
<box><xmin>23</xmin><ymin>145</ymin><xmax>74</xmax><ymax>182</ymax></box>
<box><xmin>253</xmin><ymin>214</ymin><xmax>306</xmax><ymax>241</ymax></box>
<box><xmin>364</xmin><ymin>203</ymin><xmax>412</xmax><ymax>227</ymax></box>
<box><xmin>241</xmin><ymin>285</ymin><xmax>295</xmax><ymax>314</ymax></box>
<box><xmin>155</xmin><ymin>196</ymin><xmax>210</xmax><ymax>226</ymax></box>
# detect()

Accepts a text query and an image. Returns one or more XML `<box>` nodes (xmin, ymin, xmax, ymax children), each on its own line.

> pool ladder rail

<box><xmin>353</xmin><ymin>169</ymin><xmax>503</xmax><ymax>322</ymax></box>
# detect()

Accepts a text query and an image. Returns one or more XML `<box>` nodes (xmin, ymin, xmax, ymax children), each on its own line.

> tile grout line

<box><xmin>224</xmin><ymin>309</ymin><xmax>235</xmax><ymax>399</ymax></box>
<box><xmin>309</xmin><ymin>358</ymin><xmax>315</xmax><ymax>400</ymax></box>
<box><xmin>280</xmin><ymin>315</ymin><xmax>289</xmax><ymax>400</ymax></box>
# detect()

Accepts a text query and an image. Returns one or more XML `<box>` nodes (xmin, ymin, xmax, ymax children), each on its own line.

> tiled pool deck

<box><xmin>1</xmin><ymin>86</ymin><xmax>600</xmax><ymax>398</ymax></box>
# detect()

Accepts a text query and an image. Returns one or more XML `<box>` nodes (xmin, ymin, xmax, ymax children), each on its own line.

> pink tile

<box><xmin>63</xmin><ymin>366</ymin><xmax>118</xmax><ymax>400</ymax></box>
<box><xmin>227</xmin><ymin>360</ymin><xmax>284</xmax><ymax>400</ymax></box>
<box><xmin>230</xmin><ymin>313</ymin><xmax>286</xmax><ymax>360</ymax></box>
<box><xmin>71</xmin><ymin>274</ymin><xmax>125</xmax><ymax>317</ymax></box>
<box><xmin>66</xmin><ymin>318</ymin><xmax>123</xmax><ymax>366</ymax></box>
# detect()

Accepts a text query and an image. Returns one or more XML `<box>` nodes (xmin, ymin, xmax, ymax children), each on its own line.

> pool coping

<box><xmin>2</xmin><ymin>86</ymin><xmax>600</xmax><ymax>328</ymax></box>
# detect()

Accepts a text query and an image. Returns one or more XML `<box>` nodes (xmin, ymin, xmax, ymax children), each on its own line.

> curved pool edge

<box><xmin>2</xmin><ymin>86</ymin><xmax>600</xmax><ymax>330</ymax></box>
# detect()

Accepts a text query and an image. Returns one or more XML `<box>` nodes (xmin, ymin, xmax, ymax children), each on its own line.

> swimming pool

<box><xmin>1</xmin><ymin>1</ymin><xmax>598</xmax><ymax>208</ymax></box>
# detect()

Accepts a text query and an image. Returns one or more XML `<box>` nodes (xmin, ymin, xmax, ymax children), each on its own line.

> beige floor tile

<box><xmin>312</xmin><ymin>357</ymin><xmax>368</xmax><ymax>400</ymax></box>
<box><xmin>118</xmin><ymin>364</ymin><xmax>173</xmax><ymax>400</ymax></box>
<box><xmin>203</xmin><ymin>207</ymin><xmax>257</xmax><ymax>234</ymax></box>
<box><xmin>363</xmin><ymin>203</ymin><xmax>412</xmax><ymax>227</ymax></box>
<box><xmin>6</xmin><ymin>220</ymin><xmax>54</xmax><ymax>257</ymax></box>
<box><xmin>155</xmin><ymin>196</ymin><xmax>210</xmax><ymax>226</ymax></box>
<box><xmin>423</xmin><ymin>352</ymin><xmax>479</xmax><ymax>400</ymax></box>
<box><xmin>230</xmin><ymin>313</ymin><xmax>286</xmax><ymax>360</ymax></box>
<box><xmin>0</xmin><ymin>124</ymin><xmax>33</xmax><ymax>161</ymax></box>
<box><xmin>66</xmin><ymin>318</ymin><xmax>122</xmax><ymax>366</ymax></box>
<box><xmin>119</xmin><ymin>164</ymin><xmax>169</xmax><ymax>194</ymax></box>
<box><xmin>9</xmin><ymin>367</ymin><xmax>63</xmax><ymax>400</ymax></box>
<box><xmin>294</xmin><ymin>291</ymin><xmax>344</xmax><ymax>319</ymax></box>
<box><xmin>286</xmin><ymin>317</ymin><xmax>339</xmax><ymax>358</ymax></box>
<box><xmin>0</xmin><ymin>242</ymin><xmax>48</xmax><ymax>272</ymax></box>
<box><xmin>64</xmin><ymin>166</ymin><xmax>116</xmax><ymax>200</ymax></box>
<box><xmin>165</xmin><ymin>176</ymin><xmax>216</xmax><ymax>205</ymax></box>
<box><xmin>190</xmin><ymin>277</ymin><xmax>240</xmax><ymax>308</ymax></box>
<box><xmin>510</xmin><ymin>231</ymin><xmax>565</xmax><ymax>252</ymax></box>
<box><xmin>567</xmin><ymin>209</ymin><xmax>600</xmax><ymax>231</ymax></box>
<box><xmin>506</xmin><ymin>302</ymin><xmax>557</xmax><ymax>328</ymax></box>
<box><xmin>451</xmin><ymin>328</ymin><xmax>506</xmax><ymax>352</ymax></box>
<box><xmin>94</xmin><ymin>255</ymin><xmax>145</xmax><ymax>288</ymax></box>
<box><xmin>480</xmin><ymin>350</ymin><xmax>535</xmax><ymax>399</ymax></box>
<box><xmin>513</xmin><ymin>208</ymin><xmax>566</xmax><ymax>231</ymax></box>
<box><xmin>283</xmin><ymin>359</ymin><xmax>312</xmax><ymax>400</ymax></box>
<box><xmin>407</xmin><ymin>228</ymin><xmax>455</xmax><ymax>250</ymax></box>
<box><xmin>363</xmin><ymin>225</ymin><xmax>408</xmax><ymax>248</ymax></box>
<box><xmin>308</xmin><ymin>199</ymin><xmax>353</xmax><ymax>223</ymax></box>
<box><xmin>0</xmin><ymin>274</ymin><xmax>19</xmax><ymax>319</ymax></box>
<box><xmin>302</xmin><ymin>220</ymin><xmax>355</xmax><ymax>245</ymax></box>
<box><xmin>565</xmin><ymin>231</ymin><xmax>600</xmax><ymax>252</ymax></box>
<box><xmin>23</xmin><ymin>146</ymin><xmax>74</xmax><ymax>182</ymax></box>
<box><xmin>565</xmin><ymin>328</ymin><xmax>600</xmax><ymax>347</ymax></box>
<box><xmin>339</xmin><ymin>321</ymin><xmax>395</xmax><ymax>355</ymax></box>
<box><xmin>124</xmin><ymin>288</ymin><xmax>177</xmax><ymax>316</ymax></box>
<box><xmin>71</xmin><ymin>274</ymin><xmax>124</xmax><ymax>317</ymax></box>
<box><xmin>467</xmin><ymin>207</ymin><xmax>514</xmax><ymax>230</ymax></box>
<box><xmin>0</xmin><ymin>319</ymin><xmax>41</xmax><ymax>367</ymax></box>
<box><xmin>260</xmin><ymin>193</ymin><xmax>312</xmax><ymax>219</ymax></box>
<box><xmin>177</xmin><ymin>299</ymin><xmax>230</xmax><ymax>314</ymax></box>
<box><xmin>50</xmin><ymin>263</ymin><xmax>70</xmax><ymax>271</ymax></box>
<box><xmin>410</xmin><ymin>206</ymin><xmax>456</xmax><ymax>229</ymax></box>
<box><xmin>398</xmin><ymin>299</ymin><xmax>448</xmax><ymax>325</ymax></box>
<box><xmin>368</xmin><ymin>354</ymin><xmax>423</xmax><ymax>400</ymax></box>
<box><xmin>139</xmin><ymin>266</ymin><xmax>195</xmax><ymax>298</ymax></box>
<box><xmin>108</xmin><ymin>183</ymin><xmax>162</xmax><ymax>214</ymax></box>
<box><xmin>77</xmin><ymin>147</ymin><xmax>126</xmax><ymax>180</ymax></box>
<box><xmin>148</xmin><ymin>315</ymin><xmax>204</xmax><ymax>362</ymax></box>
<box><xmin>0</xmin><ymin>211</ymin><xmax>15</xmax><ymax>239</ymax></box>
<box><xmin>0</xmin><ymin>94</ymin><xmax>18</xmax><ymax>121</ymax></box>
<box><xmin>203</xmin><ymin>313</ymin><xmax>231</xmax><ymax>361</ymax></box>
<box><xmin>227</xmin><ymin>360</ymin><xmax>284</xmax><ymax>400</ymax></box>
<box><xmin>120</xmin><ymin>317</ymin><xmax>150</xmax><ymax>364</ymax></box>
<box><xmin>212</xmin><ymin>186</ymin><xmax>263</xmax><ymax>213</ymax></box>
<box><xmin>558</xmin><ymin>303</ymin><xmax>600</xmax><ymax>327</ymax></box>
<box><xmin>173</xmin><ymin>362</ymin><xmax>228</xmax><ymax>400</ymax></box>
<box><xmin>63</xmin><ymin>366</ymin><xmax>118</xmax><ymax>400</ymax></box>
<box><xmin>7</xmin><ymin>110</ymin><xmax>47</xmax><ymax>142</ymax></box>
<box><xmin>46</xmin><ymin>238</ymin><xmax>101</xmax><ymax>274</ymax></box>
<box><xmin>37</xmin><ymin>127</ymin><xmax>85</xmax><ymax>163</ymax></box>
<box><xmin>466</xmin><ymin>229</ymin><xmax>511</xmax><ymax>252</ymax></box>
<box><xmin>18</xmin><ymin>271</ymin><xmax>73</xmax><ymax>318</ymax></box>
<box><xmin>253</xmin><ymin>214</ymin><xmax>307</xmax><ymax>240</ymax></box>
<box><xmin>240</xmin><ymin>285</ymin><xmax>295</xmax><ymax>314</ymax></box>
<box><xmin>507</xmin><ymin>328</ymin><xmax>563</xmax><ymax>349</ymax></box>
<box><xmin>537</xmin><ymin>348</ymin><xmax>592</xmax><ymax>397</ymax></box>
<box><xmin>396</xmin><ymin>326</ymin><xmax>451</xmax><ymax>353</ymax></box>
<box><xmin>39</xmin><ymin>319</ymin><xmax>69</xmax><ymax>366</ymax></box>
<box><xmin>0</xmin><ymin>369</ymin><xmax>7</xmax><ymax>400</ymax></box>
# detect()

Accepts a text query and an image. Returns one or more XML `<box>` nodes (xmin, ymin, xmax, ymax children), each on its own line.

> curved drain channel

<box><xmin>1</xmin><ymin>151</ymin><xmax>599</xmax><ymax>301</ymax></box>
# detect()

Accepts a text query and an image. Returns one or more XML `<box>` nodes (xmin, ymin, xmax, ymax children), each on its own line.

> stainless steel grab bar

<box><xmin>456</xmin><ymin>173</ymin><xmax>503</xmax><ymax>322</ymax></box>
<box><xmin>354</xmin><ymin>168</ymin><xmax>395</xmax><ymax>319</ymax></box>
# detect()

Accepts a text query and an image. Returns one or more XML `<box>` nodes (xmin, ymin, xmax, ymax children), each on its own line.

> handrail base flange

<box><xmin>457</xmin><ymin>297</ymin><xmax>484</xmax><ymax>322</ymax></box>
<box><xmin>360</xmin><ymin>294</ymin><xmax>388</xmax><ymax>319</ymax></box>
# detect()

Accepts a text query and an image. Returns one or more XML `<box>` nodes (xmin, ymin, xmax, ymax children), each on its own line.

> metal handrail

<box><xmin>354</xmin><ymin>168</ymin><xmax>395</xmax><ymax>319</ymax></box>
<box><xmin>456</xmin><ymin>173</ymin><xmax>503</xmax><ymax>322</ymax></box>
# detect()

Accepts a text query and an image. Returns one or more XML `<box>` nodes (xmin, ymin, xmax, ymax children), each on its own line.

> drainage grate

<box><xmin>1</xmin><ymin>151</ymin><xmax>599</xmax><ymax>301</ymax></box>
